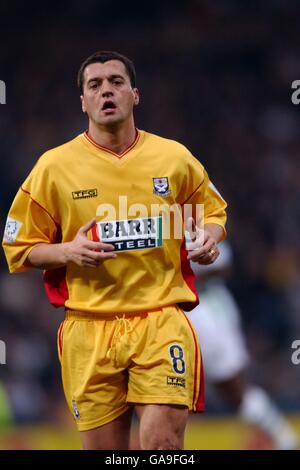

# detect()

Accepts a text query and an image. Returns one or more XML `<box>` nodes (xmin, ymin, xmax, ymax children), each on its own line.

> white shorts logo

<box><xmin>3</xmin><ymin>217</ymin><xmax>22</xmax><ymax>244</ymax></box>
<box><xmin>72</xmin><ymin>399</ymin><xmax>80</xmax><ymax>420</ymax></box>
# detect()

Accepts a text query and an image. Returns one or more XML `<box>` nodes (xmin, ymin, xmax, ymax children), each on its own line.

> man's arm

<box><xmin>27</xmin><ymin>219</ymin><xmax>116</xmax><ymax>270</ymax></box>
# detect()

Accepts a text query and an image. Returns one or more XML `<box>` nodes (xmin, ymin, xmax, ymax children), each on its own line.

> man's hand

<box><xmin>27</xmin><ymin>218</ymin><xmax>116</xmax><ymax>270</ymax></box>
<box><xmin>64</xmin><ymin>219</ymin><xmax>116</xmax><ymax>268</ymax></box>
<box><xmin>185</xmin><ymin>217</ymin><xmax>220</xmax><ymax>265</ymax></box>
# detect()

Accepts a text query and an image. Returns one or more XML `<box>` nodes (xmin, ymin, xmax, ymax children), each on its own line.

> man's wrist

<box><xmin>204</xmin><ymin>226</ymin><xmax>217</xmax><ymax>241</ymax></box>
<box><xmin>60</xmin><ymin>242</ymin><xmax>72</xmax><ymax>265</ymax></box>
<box><xmin>204</xmin><ymin>223</ymin><xmax>224</xmax><ymax>244</ymax></box>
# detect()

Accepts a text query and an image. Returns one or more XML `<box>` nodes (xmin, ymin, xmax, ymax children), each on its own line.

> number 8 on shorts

<box><xmin>169</xmin><ymin>344</ymin><xmax>186</xmax><ymax>374</ymax></box>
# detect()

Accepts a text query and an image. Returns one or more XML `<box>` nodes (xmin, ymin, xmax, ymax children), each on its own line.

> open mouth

<box><xmin>102</xmin><ymin>101</ymin><xmax>117</xmax><ymax>111</ymax></box>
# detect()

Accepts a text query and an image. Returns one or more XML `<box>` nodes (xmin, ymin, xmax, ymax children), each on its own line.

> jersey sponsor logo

<box><xmin>95</xmin><ymin>216</ymin><xmax>163</xmax><ymax>252</ymax></box>
<box><xmin>3</xmin><ymin>217</ymin><xmax>22</xmax><ymax>244</ymax></box>
<box><xmin>71</xmin><ymin>399</ymin><xmax>80</xmax><ymax>420</ymax></box>
<box><xmin>153</xmin><ymin>177</ymin><xmax>171</xmax><ymax>196</ymax></box>
<box><xmin>72</xmin><ymin>188</ymin><xmax>98</xmax><ymax>199</ymax></box>
<box><xmin>166</xmin><ymin>376</ymin><xmax>186</xmax><ymax>388</ymax></box>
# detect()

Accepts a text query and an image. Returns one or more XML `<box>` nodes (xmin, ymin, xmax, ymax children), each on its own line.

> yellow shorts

<box><xmin>57</xmin><ymin>305</ymin><xmax>204</xmax><ymax>431</ymax></box>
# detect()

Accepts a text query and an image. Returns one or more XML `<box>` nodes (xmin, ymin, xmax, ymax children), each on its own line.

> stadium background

<box><xmin>0</xmin><ymin>0</ymin><xmax>300</xmax><ymax>449</ymax></box>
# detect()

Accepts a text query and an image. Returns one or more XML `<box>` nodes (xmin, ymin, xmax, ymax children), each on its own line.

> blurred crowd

<box><xmin>0</xmin><ymin>0</ymin><xmax>300</xmax><ymax>426</ymax></box>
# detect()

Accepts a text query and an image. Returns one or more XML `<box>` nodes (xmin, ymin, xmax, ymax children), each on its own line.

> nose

<box><xmin>101</xmin><ymin>80</ymin><xmax>113</xmax><ymax>97</ymax></box>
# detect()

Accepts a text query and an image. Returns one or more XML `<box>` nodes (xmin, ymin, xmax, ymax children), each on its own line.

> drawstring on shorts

<box><xmin>106</xmin><ymin>315</ymin><xmax>134</xmax><ymax>366</ymax></box>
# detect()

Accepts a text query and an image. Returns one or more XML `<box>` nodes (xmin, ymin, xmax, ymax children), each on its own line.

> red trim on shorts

<box><xmin>177</xmin><ymin>238</ymin><xmax>199</xmax><ymax>312</ymax></box>
<box><xmin>43</xmin><ymin>267</ymin><xmax>69</xmax><ymax>308</ymax></box>
<box><xmin>58</xmin><ymin>321</ymin><xmax>65</xmax><ymax>358</ymax></box>
<box><xmin>197</xmin><ymin>353</ymin><xmax>205</xmax><ymax>411</ymax></box>
<box><xmin>180</xmin><ymin>311</ymin><xmax>205</xmax><ymax>412</ymax></box>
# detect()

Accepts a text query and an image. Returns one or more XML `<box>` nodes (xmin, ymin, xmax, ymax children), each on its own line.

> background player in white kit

<box><xmin>186</xmin><ymin>241</ymin><xmax>298</xmax><ymax>450</ymax></box>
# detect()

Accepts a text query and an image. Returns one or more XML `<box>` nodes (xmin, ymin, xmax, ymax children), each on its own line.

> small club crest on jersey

<box><xmin>3</xmin><ymin>217</ymin><xmax>22</xmax><ymax>244</ymax></box>
<box><xmin>153</xmin><ymin>177</ymin><xmax>171</xmax><ymax>196</ymax></box>
<box><xmin>72</xmin><ymin>400</ymin><xmax>80</xmax><ymax>420</ymax></box>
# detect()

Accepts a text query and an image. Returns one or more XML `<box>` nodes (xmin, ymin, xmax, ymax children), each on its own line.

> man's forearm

<box><xmin>204</xmin><ymin>223</ymin><xmax>225</xmax><ymax>244</ymax></box>
<box><xmin>26</xmin><ymin>243</ymin><xmax>70</xmax><ymax>270</ymax></box>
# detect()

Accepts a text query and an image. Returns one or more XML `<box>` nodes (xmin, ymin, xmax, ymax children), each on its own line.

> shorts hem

<box><xmin>127</xmin><ymin>395</ymin><xmax>190</xmax><ymax>409</ymax></box>
<box><xmin>76</xmin><ymin>405</ymin><xmax>131</xmax><ymax>431</ymax></box>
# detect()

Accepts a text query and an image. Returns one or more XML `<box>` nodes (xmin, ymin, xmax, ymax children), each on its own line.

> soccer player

<box><xmin>186</xmin><ymin>242</ymin><xmax>298</xmax><ymax>450</ymax></box>
<box><xmin>2</xmin><ymin>51</ymin><xmax>227</xmax><ymax>450</ymax></box>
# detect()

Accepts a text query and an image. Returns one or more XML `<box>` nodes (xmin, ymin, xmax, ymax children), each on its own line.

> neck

<box><xmin>88</xmin><ymin>119</ymin><xmax>137</xmax><ymax>156</ymax></box>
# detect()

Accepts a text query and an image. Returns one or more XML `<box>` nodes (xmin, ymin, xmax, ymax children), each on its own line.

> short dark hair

<box><xmin>77</xmin><ymin>51</ymin><xmax>136</xmax><ymax>94</ymax></box>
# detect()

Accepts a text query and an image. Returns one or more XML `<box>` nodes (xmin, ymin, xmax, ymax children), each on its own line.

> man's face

<box><xmin>80</xmin><ymin>60</ymin><xmax>139</xmax><ymax>128</ymax></box>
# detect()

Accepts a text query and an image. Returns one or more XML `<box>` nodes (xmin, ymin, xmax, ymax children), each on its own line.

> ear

<box><xmin>133</xmin><ymin>88</ymin><xmax>140</xmax><ymax>106</ymax></box>
<box><xmin>80</xmin><ymin>95</ymin><xmax>86</xmax><ymax>113</ymax></box>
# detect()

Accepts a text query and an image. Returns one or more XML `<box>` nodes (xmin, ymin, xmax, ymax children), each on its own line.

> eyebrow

<box><xmin>87</xmin><ymin>74</ymin><xmax>125</xmax><ymax>85</ymax></box>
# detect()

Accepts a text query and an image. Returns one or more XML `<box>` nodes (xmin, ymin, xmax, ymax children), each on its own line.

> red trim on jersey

<box><xmin>177</xmin><ymin>238</ymin><xmax>199</xmax><ymax>312</ymax></box>
<box><xmin>180</xmin><ymin>311</ymin><xmax>205</xmax><ymax>412</ymax></box>
<box><xmin>43</xmin><ymin>267</ymin><xmax>69</xmax><ymax>308</ymax></box>
<box><xmin>84</xmin><ymin>129</ymin><xmax>140</xmax><ymax>158</ymax></box>
<box><xmin>181</xmin><ymin>179</ymin><xmax>204</xmax><ymax>205</ymax></box>
<box><xmin>20</xmin><ymin>188</ymin><xmax>67</xmax><ymax>308</ymax></box>
<box><xmin>20</xmin><ymin>187</ymin><xmax>59</xmax><ymax>226</ymax></box>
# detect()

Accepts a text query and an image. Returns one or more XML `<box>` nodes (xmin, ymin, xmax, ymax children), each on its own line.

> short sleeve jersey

<box><xmin>2</xmin><ymin>130</ymin><xmax>227</xmax><ymax>313</ymax></box>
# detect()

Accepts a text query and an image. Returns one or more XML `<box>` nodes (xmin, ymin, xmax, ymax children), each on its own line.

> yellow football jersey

<box><xmin>2</xmin><ymin>130</ymin><xmax>227</xmax><ymax>313</ymax></box>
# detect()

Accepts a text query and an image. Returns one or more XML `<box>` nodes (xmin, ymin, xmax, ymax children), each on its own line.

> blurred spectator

<box><xmin>186</xmin><ymin>242</ymin><xmax>298</xmax><ymax>449</ymax></box>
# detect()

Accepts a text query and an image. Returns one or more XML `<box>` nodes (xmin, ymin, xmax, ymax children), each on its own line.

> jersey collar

<box><xmin>83</xmin><ymin>128</ymin><xmax>141</xmax><ymax>159</ymax></box>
